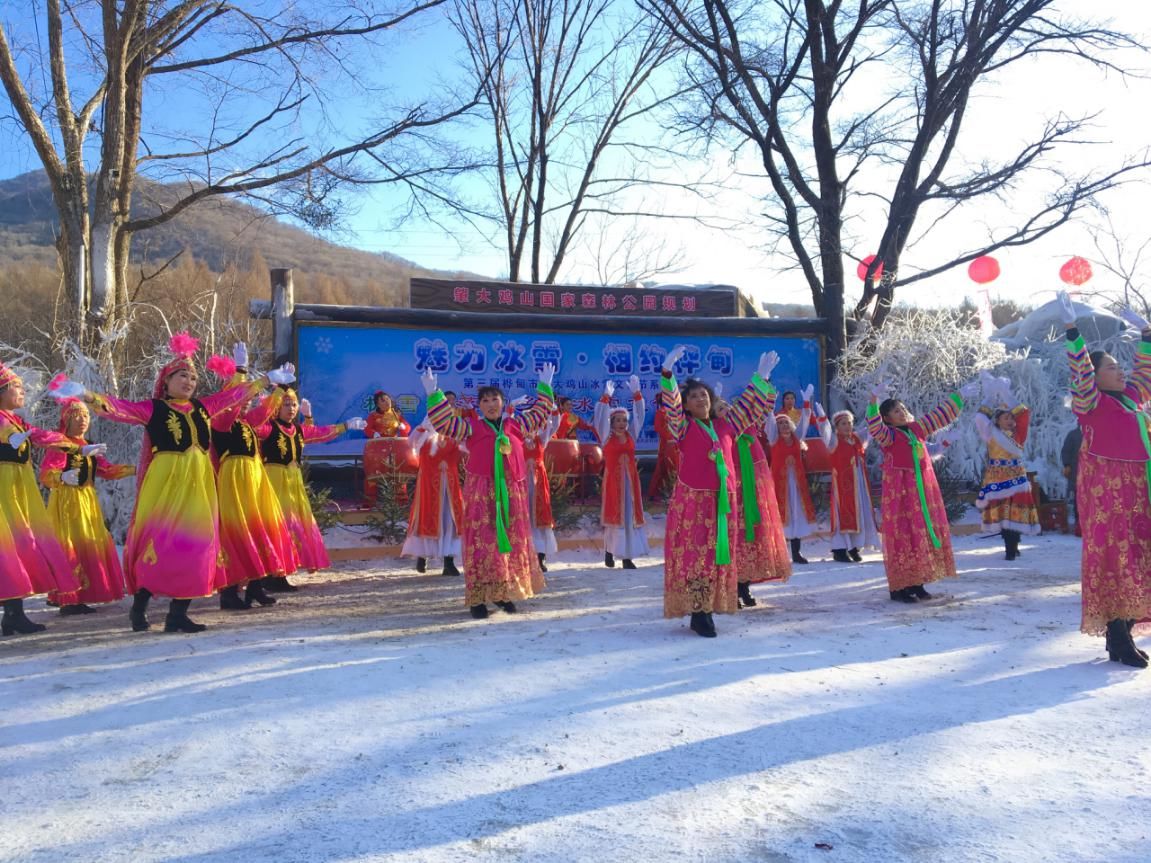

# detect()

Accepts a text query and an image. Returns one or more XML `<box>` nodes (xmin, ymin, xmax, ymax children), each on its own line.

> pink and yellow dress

<box><xmin>40</xmin><ymin>442</ymin><xmax>134</xmax><ymax>605</ymax></box>
<box><xmin>732</xmin><ymin>429</ymin><xmax>791</xmax><ymax>585</ymax></box>
<box><xmin>866</xmin><ymin>395</ymin><xmax>963</xmax><ymax>591</ymax></box>
<box><xmin>1067</xmin><ymin>332</ymin><xmax>1151</xmax><ymax>635</ymax></box>
<box><xmin>660</xmin><ymin>373</ymin><xmax>776</xmax><ymax>618</ymax></box>
<box><xmin>254</xmin><ymin>414</ymin><xmax>347</xmax><ymax>573</ymax></box>
<box><xmin>974</xmin><ymin>405</ymin><xmax>1040</xmax><ymax>535</ymax></box>
<box><xmin>88</xmin><ymin>381</ymin><xmax>266</xmax><ymax>598</ymax></box>
<box><xmin>0</xmin><ymin>412</ymin><xmax>79</xmax><ymax>600</ymax></box>
<box><xmin>212</xmin><ymin>385</ymin><xmax>299</xmax><ymax>589</ymax></box>
<box><xmin>425</xmin><ymin>383</ymin><xmax>555</xmax><ymax>607</ymax></box>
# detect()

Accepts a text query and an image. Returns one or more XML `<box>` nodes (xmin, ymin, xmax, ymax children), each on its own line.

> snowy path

<box><xmin>3</xmin><ymin>534</ymin><xmax>1149</xmax><ymax>863</ymax></box>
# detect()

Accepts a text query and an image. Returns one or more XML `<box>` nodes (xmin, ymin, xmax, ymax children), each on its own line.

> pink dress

<box><xmin>426</xmin><ymin>386</ymin><xmax>555</xmax><ymax>606</ymax></box>
<box><xmin>1067</xmin><ymin>333</ymin><xmax>1151</xmax><ymax>635</ymax></box>
<box><xmin>661</xmin><ymin>375</ymin><xmax>775</xmax><ymax>617</ymax></box>
<box><xmin>866</xmin><ymin>396</ymin><xmax>962</xmax><ymax>591</ymax></box>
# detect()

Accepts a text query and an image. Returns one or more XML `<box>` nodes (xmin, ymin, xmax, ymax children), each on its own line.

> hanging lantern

<box><xmin>857</xmin><ymin>254</ymin><xmax>883</xmax><ymax>282</ymax></box>
<box><xmin>1059</xmin><ymin>256</ymin><xmax>1093</xmax><ymax>286</ymax></box>
<box><xmin>967</xmin><ymin>255</ymin><xmax>1000</xmax><ymax>284</ymax></box>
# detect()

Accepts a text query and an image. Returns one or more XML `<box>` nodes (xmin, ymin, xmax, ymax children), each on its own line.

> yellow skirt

<box><xmin>265</xmin><ymin>463</ymin><xmax>330</xmax><ymax>572</ymax></box>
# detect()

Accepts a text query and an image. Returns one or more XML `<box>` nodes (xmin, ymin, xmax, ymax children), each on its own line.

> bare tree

<box><xmin>0</xmin><ymin>0</ymin><xmax>476</xmax><ymax>356</ymax></box>
<box><xmin>641</xmin><ymin>0</ymin><xmax>1151</xmax><ymax>367</ymax></box>
<box><xmin>1086</xmin><ymin>210</ymin><xmax>1151</xmax><ymax>318</ymax></box>
<box><xmin>449</xmin><ymin>0</ymin><xmax>688</xmax><ymax>284</ymax></box>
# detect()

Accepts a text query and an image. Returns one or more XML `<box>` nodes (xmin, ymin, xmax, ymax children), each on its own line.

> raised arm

<box><xmin>512</xmin><ymin>374</ymin><xmax>557</xmax><ymax>437</ymax></box>
<box><xmin>628</xmin><ymin>377</ymin><xmax>646</xmax><ymax>441</ymax></box>
<box><xmin>593</xmin><ymin>381</ymin><xmax>614</xmax><ymax>444</ymax></box>
<box><xmin>814</xmin><ymin>404</ymin><xmax>834</xmax><ymax>450</ymax></box>
<box><xmin>725</xmin><ymin>352</ymin><xmax>780</xmax><ymax>434</ymax></box>
<box><xmin>917</xmin><ymin>394</ymin><xmax>964</xmax><ymax>436</ymax></box>
<box><xmin>866</xmin><ymin>400</ymin><xmax>895</xmax><ymax>448</ymax></box>
<box><xmin>539</xmin><ymin>410</ymin><xmax>560</xmax><ymax>447</ymax></box>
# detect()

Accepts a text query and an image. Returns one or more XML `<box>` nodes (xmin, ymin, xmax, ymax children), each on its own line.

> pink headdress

<box><xmin>0</xmin><ymin>360</ymin><xmax>18</xmax><ymax>391</ymax></box>
<box><xmin>205</xmin><ymin>354</ymin><xmax>237</xmax><ymax>381</ymax></box>
<box><xmin>152</xmin><ymin>332</ymin><xmax>200</xmax><ymax>399</ymax></box>
<box><xmin>56</xmin><ymin>397</ymin><xmax>88</xmax><ymax>433</ymax></box>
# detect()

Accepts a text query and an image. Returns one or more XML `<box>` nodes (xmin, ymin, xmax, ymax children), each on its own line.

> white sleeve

<box><xmin>593</xmin><ymin>399</ymin><xmax>611</xmax><ymax>444</ymax></box>
<box><xmin>630</xmin><ymin>395</ymin><xmax>646</xmax><ymax>441</ymax></box>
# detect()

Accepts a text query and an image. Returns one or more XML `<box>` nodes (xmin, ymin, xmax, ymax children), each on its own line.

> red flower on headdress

<box><xmin>205</xmin><ymin>354</ymin><xmax>237</xmax><ymax>379</ymax></box>
<box><xmin>169</xmin><ymin>331</ymin><xmax>200</xmax><ymax>358</ymax></box>
<box><xmin>47</xmin><ymin>373</ymin><xmax>69</xmax><ymax>391</ymax></box>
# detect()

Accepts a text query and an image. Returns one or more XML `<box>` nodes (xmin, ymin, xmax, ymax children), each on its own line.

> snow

<box><xmin>4</xmin><ymin>533</ymin><xmax>1150</xmax><ymax>863</ymax></box>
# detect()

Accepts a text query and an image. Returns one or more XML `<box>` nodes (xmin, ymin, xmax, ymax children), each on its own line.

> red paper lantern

<box><xmin>857</xmin><ymin>254</ymin><xmax>883</xmax><ymax>282</ymax></box>
<box><xmin>967</xmin><ymin>255</ymin><xmax>1000</xmax><ymax>284</ymax></box>
<box><xmin>1059</xmin><ymin>256</ymin><xmax>1092</xmax><ymax>286</ymax></box>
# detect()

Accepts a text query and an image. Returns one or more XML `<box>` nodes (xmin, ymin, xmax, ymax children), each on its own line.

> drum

<box><xmin>802</xmin><ymin>437</ymin><xmax>831</xmax><ymax>473</ymax></box>
<box><xmin>580</xmin><ymin>442</ymin><xmax>604</xmax><ymax>476</ymax></box>
<box><xmin>363</xmin><ymin>436</ymin><xmax>420</xmax><ymax>478</ymax></box>
<box><xmin>544</xmin><ymin>439</ymin><xmax>581</xmax><ymax>475</ymax></box>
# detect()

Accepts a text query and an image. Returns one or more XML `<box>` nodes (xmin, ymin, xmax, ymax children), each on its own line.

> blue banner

<box><xmin>296</xmin><ymin>323</ymin><xmax>823</xmax><ymax>456</ymax></box>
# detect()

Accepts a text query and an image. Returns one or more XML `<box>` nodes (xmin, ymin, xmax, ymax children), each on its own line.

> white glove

<box><xmin>267</xmin><ymin>363</ymin><xmax>296</xmax><ymax>385</ymax></box>
<box><xmin>868</xmin><ymin>379</ymin><xmax>889</xmax><ymax>401</ymax></box>
<box><xmin>626</xmin><ymin>374</ymin><xmax>641</xmax><ymax>394</ymax></box>
<box><xmin>61</xmin><ymin>468</ymin><xmax>81</xmax><ymax>487</ymax></box>
<box><xmin>511</xmin><ymin>395</ymin><xmax>531</xmax><ymax>408</ymax></box>
<box><xmin>603</xmin><ymin>380</ymin><xmax>615</xmax><ymax>398</ymax></box>
<box><xmin>713</xmin><ymin>382</ymin><xmax>724</xmax><ymax>399</ymax></box>
<box><xmin>958</xmin><ymin>379</ymin><xmax>981</xmax><ymax>400</ymax></box>
<box><xmin>372</xmin><ymin>431</ymin><xmax>382</xmax><ymax>439</ymax></box>
<box><xmin>8</xmin><ymin>431</ymin><xmax>30</xmax><ymax>449</ymax></box>
<box><xmin>80</xmin><ymin>443</ymin><xmax>107</xmax><ymax>457</ymax></box>
<box><xmin>802</xmin><ymin>383</ymin><xmax>815</xmax><ymax>404</ymax></box>
<box><xmin>300</xmin><ymin>398</ymin><xmax>313</xmax><ymax>418</ymax></box>
<box><xmin>814</xmin><ymin>402</ymin><xmax>826</xmax><ymax>418</ymax></box>
<box><xmin>232</xmin><ymin>341</ymin><xmax>249</xmax><ymax>368</ymax></box>
<box><xmin>420</xmin><ymin>367</ymin><xmax>438</xmax><ymax>395</ymax></box>
<box><xmin>345</xmin><ymin>417</ymin><xmax>367</xmax><ymax>431</ymax></box>
<box><xmin>539</xmin><ymin>362</ymin><xmax>556</xmax><ymax>388</ymax></box>
<box><xmin>757</xmin><ymin>351</ymin><xmax>780</xmax><ymax>380</ymax></box>
<box><xmin>1057</xmin><ymin>290</ymin><xmax>1077</xmax><ymax>326</ymax></box>
<box><xmin>662</xmin><ymin>345</ymin><xmax>686</xmax><ymax>372</ymax></box>
<box><xmin>50</xmin><ymin>380</ymin><xmax>86</xmax><ymax>400</ymax></box>
<box><xmin>1120</xmin><ymin>308</ymin><xmax>1151</xmax><ymax>331</ymax></box>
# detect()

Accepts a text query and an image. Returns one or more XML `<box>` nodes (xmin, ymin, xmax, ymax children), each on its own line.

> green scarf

<box><xmin>901</xmin><ymin>427</ymin><xmax>941</xmax><ymax>549</ymax></box>
<box><xmin>484</xmin><ymin>418</ymin><xmax>513</xmax><ymax>554</ymax></box>
<box><xmin>1117</xmin><ymin>394</ymin><xmax>1151</xmax><ymax>507</ymax></box>
<box><xmin>737</xmin><ymin>433</ymin><xmax>761</xmax><ymax>542</ymax></box>
<box><xmin>694</xmin><ymin>418</ymin><xmax>731</xmax><ymax>565</ymax></box>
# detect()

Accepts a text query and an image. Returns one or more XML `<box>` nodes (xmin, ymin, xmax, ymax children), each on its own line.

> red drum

<box><xmin>802</xmin><ymin>438</ymin><xmax>831</xmax><ymax>473</ymax></box>
<box><xmin>580</xmin><ymin>442</ymin><xmax>604</xmax><ymax>476</ymax></box>
<box><xmin>364</xmin><ymin>436</ymin><xmax>420</xmax><ymax>478</ymax></box>
<box><xmin>545</xmin><ymin>439</ymin><xmax>581</xmax><ymax>475</ymax></box>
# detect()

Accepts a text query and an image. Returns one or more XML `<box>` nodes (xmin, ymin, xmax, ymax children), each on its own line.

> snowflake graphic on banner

<box><xmin>314</xmin><ymin>336</ymin><xmax>333</xmax><ymax>355</ymax></box>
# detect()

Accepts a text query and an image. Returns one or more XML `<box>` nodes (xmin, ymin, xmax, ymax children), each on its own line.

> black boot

<box><xmin>537</xmin><ymin>552</ymin><xmax>548</xmax><ymax>573</ymax></box>
<box><xmin>622</xmin><ymin>558</ymin><xmax>637</xmax><ymax>569</ymax></box>
<box><xmin>909</xmin><ymin>584</ymin><xmax>933</xmax><ymax>600</ymax></box>
<box><xmin>689</xmin><ymin>611</ymin><xmax>717</xmax><ymax>638</ymax></box>
<box><xmin>129</xmin><ymin>588</ymin><xmax>152</xmax><ymax>632</ymax></box>
<box><xmin>890</xmin><ymin>588</ymin><xmax>918</xmax><ymax>603</ymax></box>
<box><xmin>164</xmin><ymin>599</ymin><xmax>207</xmax><ymax>634</ymax></box>
<box><xmin>832</xmin><ymin>548</ymin><xmax>852</xmax><ymax>563</ymax></box>
<box><xmin>59</xmin><ymin>603</ymin><xmax>97</xmax><ymax>615</ymax></box>
<box><xmin>495</xmin><ymin>600</ymin><xmax>518</xmax><ymax>613</ymax></box>
<box><xmin>442</xmin><ymin>556</ymin><xmax>460</xmax><ymax>577</ymax></box>
<box><xmin>416</xmin><ymin>557</ymin><xmax>427</xmax><ymax>574</ymax></box>
<box><xmin>604</xmin><ymin>552</ymin><xmax>615</xmax><ymax>568</ymax></box>
<box><xmin>1125</xmin><ymin>620</ymin><xmax>1149</xmax><ymax>661</ymax></box>
<box><xmin>2</xmin><ymin>598</ymin><xmax>47</xmax><ymax>636</ymax></box>
<box><xmin>790</xmin><ymin>538</ymin><xmax>808</xmax><ymax>564</ymax></box>
<box><xmin>1106</xmin><ymin>619</ymin><xmax>1148</xmax><ymax>668</ymax></box>
<box><xmin>219</xmin><ymin>585</ymin><xmax>252</xmax><ymax>611</ymax></box>
<box><xmin>263</xmin><ymin>575</ymin><xmax>299</xmax><ymax>593</ymax></box>
<box><xmin>470</xmin><ymin>603</ymin><xmax>489</xmax><ymax>619</ymax></box>
<box><xmin>848</xmin><ymin>547</ymin><xmax>863</xmax><ymax>562</ymax></box>
<box><xmin>1003</xmin><ymin>529</ymin><xmax>1019</xmax><ymax>561</ymax></box>
<box><xmin>737</xmin><ymin>582</ymin><xmax>757</xmax><ymax>608</ymax></box>
<box><xmin>245</xmin><ymin>579</ymin><xmax>277</xmax><ymax>606</ymax></box>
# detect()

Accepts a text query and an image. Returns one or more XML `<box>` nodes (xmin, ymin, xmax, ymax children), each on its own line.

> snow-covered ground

<box><xmin>4</xmin><ymin>532</ymin><xmax>1149</xmax><ymax>863</ymax></box>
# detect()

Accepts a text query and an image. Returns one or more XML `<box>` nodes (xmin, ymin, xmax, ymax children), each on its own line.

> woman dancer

<box><xmin>1061</xmin><ymin>294</ymin><xmax>1151</xmax><ymax>668</ymax></box>
<box><xmin>420</xmin><ymin>363</ymin><xmax>556</xmax><ymax>619</ymax></box>
<box><xmin>520</xmin><ymin>396</ymin><xmax>559</xmax><ymax>572</ymax></box>
<box><xmin>660</xmin><ymin>347</ymin><xmax>778</xmax><ymax>638</ymax></box>
<box><xmin>766</xmin><ymin>384</ymin><xmax>816</xmax><ymax>564</ymax></box>
<box><xmin>208</xmin><ymin>347</ymin><xmax>299</xmax><ymax>610</ymax></box>
<box><xmin>867</xmin><ymin>379</ymin><xmax>976</xmax><ymax>604</ymax></box>
<box><xmin>255</xmin><ymin>386</ymin><xmax>367</xmax><ymax>590</ymax></box>
<box><xmin>52</xmin><ymin>335</ymin><xmax>296</xmax><ymax>633</ymax></box>
<box><xmin>815</xmin><ymin>404</ymin><xmax>879</xmax><ymax>563</ymax></box>
<box><xmin>594</xmin><ymin>376</ymin><xmax>649</xmax><ymax>570</ymax></box>
<box><xmin>365</xmin><ymin>391</ymin><xmax>410</xmax><ymax>439</ymax></box>
<box><xmin>402</xmin><ymin>416</ymin><xmax>465</xmax><ymax>577</ymax></box>
<box><xmin>973</xmin><ymin>375</ymin><xmax>1040</xmax><ymax>561</ymax></box>
<box><xmin>0</xmin><ymin>363</ymin><xmax>82</xmax><ymax>635</ymax></box>
<box><xmin>41</xmin><ymin>399</ymin><xmax>134</xmax><ymax>614</ymax></box>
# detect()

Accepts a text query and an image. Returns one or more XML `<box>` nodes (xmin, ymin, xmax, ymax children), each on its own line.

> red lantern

<box><xmin>857</xmin><ymin>254</ymin><xmax>883</xmax><ymax>282</ymax></box>
<box><xmin>1059</xmin><ymin>256</ymin><xmax>1092</xmax><ymax>286</ymax></box>
<box><xmin>967</xmin><ymin>255</ymin><xmax>1000</xmax><ymax>284</ymax></box>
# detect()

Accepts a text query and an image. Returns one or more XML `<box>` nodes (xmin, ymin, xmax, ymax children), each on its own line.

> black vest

<box><xmin>0</xmin><ymin>416</ymin><xmax>31</xmax><ymax>464</ymax></box>
<box><xmin>62</xmin><ymin>449</ymin><xmax>95</xmax><ymax>485</ymax></box>
<box><xmin>260</xmin><ymin>419</ymin><xmax>303</xmax><ymax>466</ymax></box>
<box><xmin>212</xmin><ymin>420</ymin><xmax>259</xmax><ymax>459</ymax></box>
<box><xmin>146</xmin><ymin>398</ymin><xmax>211</xmax><ymax>454</ymax></box>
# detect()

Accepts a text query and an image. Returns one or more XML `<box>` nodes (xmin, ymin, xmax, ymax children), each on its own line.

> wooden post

<box><xmin>270</xmin><ymin>268</ymin><xmax>295</xmax><ymax>367</ymax></box>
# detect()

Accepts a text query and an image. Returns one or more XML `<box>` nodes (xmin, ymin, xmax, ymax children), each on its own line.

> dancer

<box><xmin>1061</xmin><ymin>294</ymin><xmax>1151</xmax><ymax>668</ymax></box>
<box><xmin>766</xmin><ymin>384</ymin><xmax>816</xmax><ymax>564</ymax></box>
<box><xmin>973</xmin><ymin>374</ymin><xmax>1040</xmax><ymax>560</ymax></box>
<box><xmin>421</xmin><ymin>363</ymin><xmax>556</xmax><ymax>619</ymax></box>
<box><xmin>867</xmin><ymin>379</ymin><xmax>976</xmax><ymax>604</ymax></box>
<box><xmin>365</xmin><ymin>391</ymin><xmax>410</xmax><ymax>439</ymax></box>
<box><xmin>0</xmin><ymin>363</ymin><xmax>82</xmax><ymax>635</ymax></box>
<box><xmin>646</xmin><ymin>389</ymin><xmax>681</xmax><ymax>502</ymax></box>
<box><xmin>40</xmin><ymin>399</ymin><xmax>135</xmax><ymax>615</ymax></box>
<box><xmin>255</xmin><ymin>386</ymin><xmax>367</xmax><ymax>590</ymax></box>
<box><xmin>814</xmin><ymin>403</ymin><xmax>879</xmax><ymax>563</ymax></box>
<box><xmin>555</xmin><ymin>397</ymin><xmax>595</xmax><ymax>440</ymax></box>
<box><xmin>401</xmin><ymin>416</ymin><xmax>465</xmax><ymax>577</ymax></box>
<box><xmin>208</xmin><ymin>347</ymin><xmax>299</xmax><ymax>610</ymax></box>
<box><xmin>660</xmin><ymin>346</ymin><xmax>778</xmax><ymax>638</ymax></box>
<box><xmin>52</xmin><ymin>335</ymin><xmax>297</xmax><ymax>633</ymax></box>
<box><xmin>594</xmin><ymin>376</ymin><xmax>649</xmax><ymax>570</ymax></box>
<box><xmin>778</xmin><ymin>390</ymin><xmax>803</xmax><ymax>428</ymax></box>
<box><xmin>721</xmin><ymin>392</ymin><xmax>790</xmax><ymax>607</ymax></box>
<box><xmin>520</xmin><ymin>396</ymin><xmax>559</xmax><ymax>572</ymax></box>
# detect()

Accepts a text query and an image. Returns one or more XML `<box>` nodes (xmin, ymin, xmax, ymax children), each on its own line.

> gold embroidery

<box><xmin>277</xmin><ymin>432</ymin><xmax>289</xmax><ymax>460</ymax></box>
<box><xmin>166</xmin><ymin>411</ymin><xmax>184</xmax><ymax>445</ymax></box>
<box><xmin>141</xmin><ymin>539</ymin><xmax>158</xmax><ymax>565</ymax></box>
<box><xmin>240</xmin><ymin>423</ymin><xmax>254</xmax><ymax>452</ymax></box>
